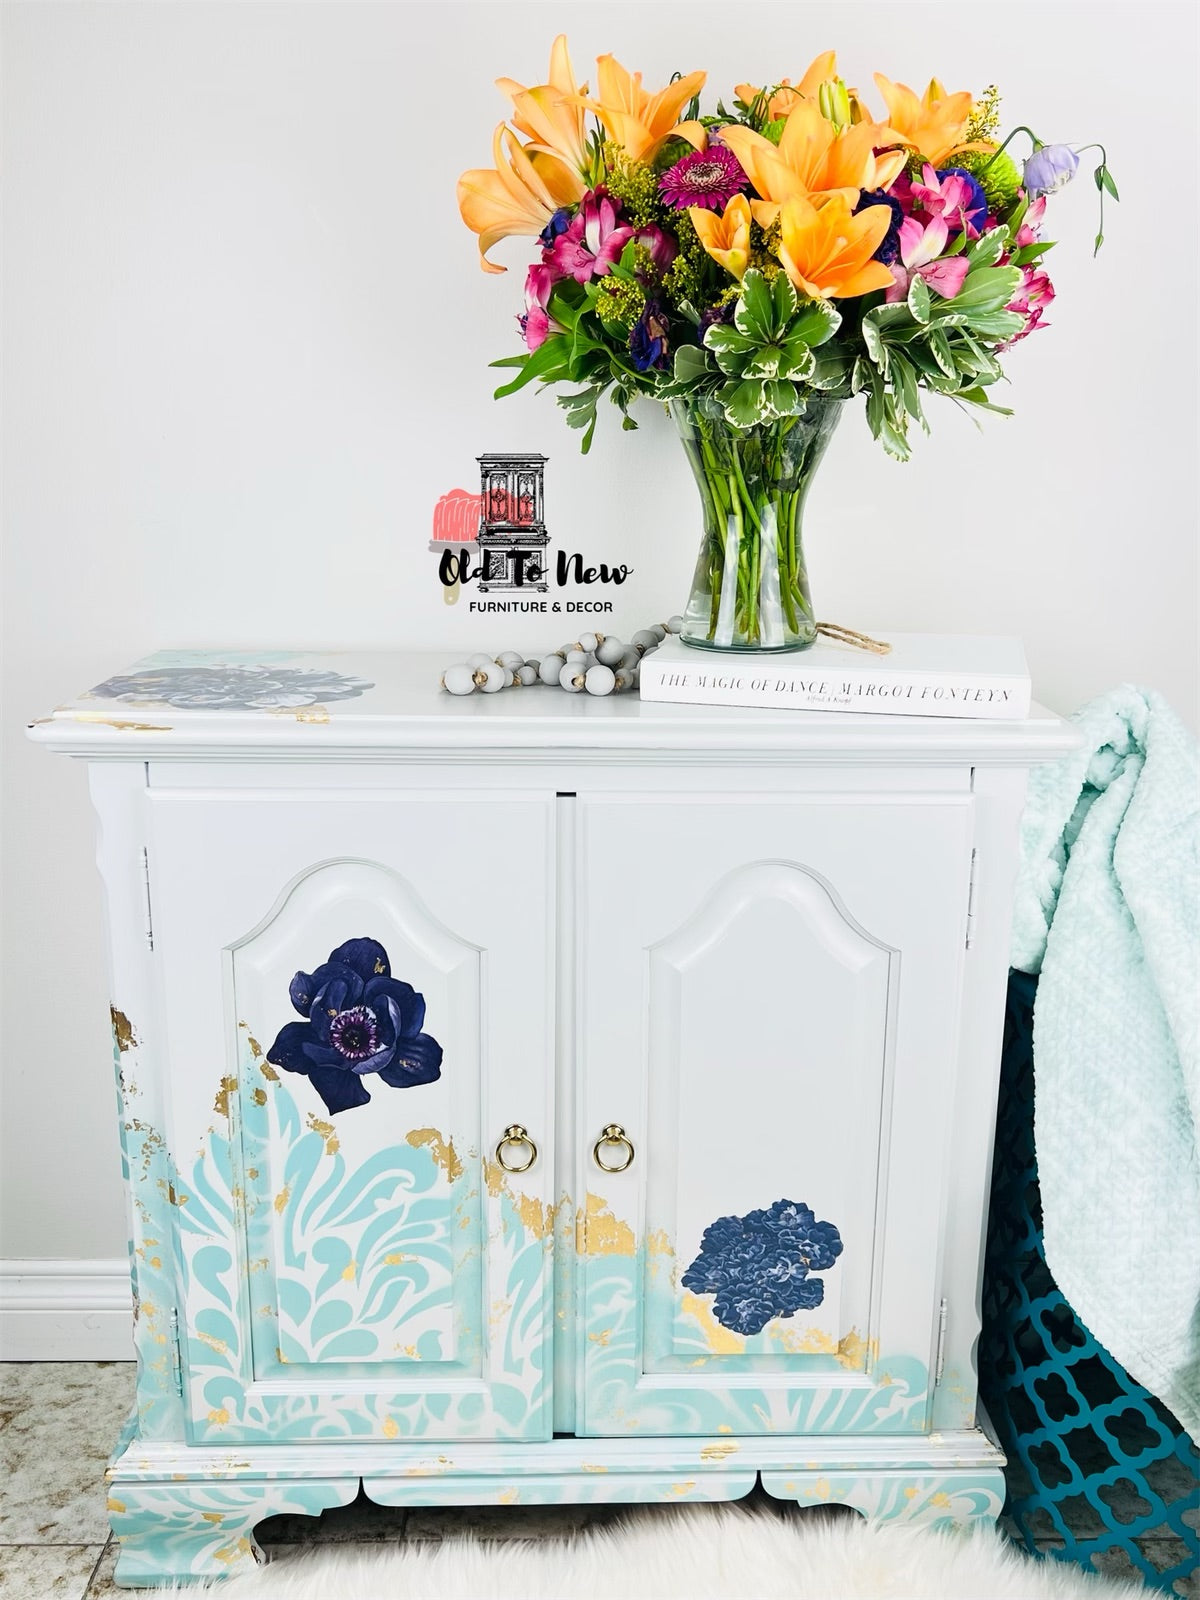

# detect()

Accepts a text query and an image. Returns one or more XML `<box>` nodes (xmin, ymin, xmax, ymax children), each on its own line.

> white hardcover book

<box><xmin>638</xmin><ymin>633</ymin><xmax>1031</xmax><ymax>720</ymax></box>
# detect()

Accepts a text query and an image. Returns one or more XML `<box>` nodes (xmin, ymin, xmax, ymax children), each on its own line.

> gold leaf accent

<box><xmin>196</xmin><ymin>1331</ymin><xmax>228</xmax><ymax>1355</ymax></box>
<box><xmin>213</xmin><ymin>1076</ymin><xmax>238</xmax><ymax>1118</ymax></box>
<box><xmin>70</xmin><ymin>714</ymin><xmax>172</xmax><ymax>732</ymax></box>
<box><xmin>581</xmin><ymin>1194</ymin><xmax>635</xmax><ymax>1257</ymax></box>
<box><xmin>646</xmin><ymin>1228</ymin><xmax>673</xmax><ymax>1256</ymax></box>
<box><xmin>269</xmin><ymin>703</ymin><xmax>330</xmax><ymax>724</ymax></box>
<box><xmin>201</xmin><ymin>1512</ymin><xmax>224</xmax><ymax>1524</ymax></box>
<box><xmin>260</xmin><ymin>1062</ymin><xmax>279</xmax><ymax>1082</ymax></box>
<box><xmin>384</xmin><ymin>1252</ymin><xmax>412</xmax><ymax>1265</ymax></box>
<box><xmin>273</xmin><ymin>1187</ymin><xmax>290</xmax><ymax>1215</ymax></box>
<box><xmin>207</xmin><ymin>1408</ymin><xmax>230</xmax><ymax>1426</ymax></box>
<box><xmin>106</xmin><ymin>1497</ymin><xmax>127</xmax><ymax>1513</ymax></box>
<box><xmin>305</xmin><ymin>1113</ymin><xmax>339</xmax><ymax>1154</ymax></box>
<box><xmin>405</xmin><ymin>1127</ymin><xmax>463</xmax><ymax>1183</ymax></box>
<box><xmin>668</xmin><ymin>1482</ymin><xmax>696</xmax><ymax>1497</ymax></box>
<box><xmin>110</xmin><ymin>1008</ymin><xmax>137</xmax><ymax>1054</ymax></box>
<box><xmin>382</xmin><ymin>1417</ymin><xmax>399</xmax><ymax>1439</ymax></box>
<box><xmin>699</xmin><ymin>1441</ymin><xmax>740</xmax><ymax>1461</ymax></box>
<box><xmin>341</xmin><ymin>1261</ymin><xmax>357</xmax><ymax>1281</ymax></box>
<box><xmin>580</xmin><ymin>1463</ymin><xmax>608</xmax><ymax>1473</ymax></box>
<box><xmin>498</xmin><ymin>1488</ymin><xmax>519</xmax><ymax>1504</ymax></box>
<box><xmin>587</xmin><ymin>1329</ymin><xmax>611</xmax><ymax>1347</ymax></box>
<box><xmin>680</xmin><ymin>1293</ymin><xmax>744</xmax><ymax>1355</ymax></box>
<box><xmin>252</xmin><ymin>1088</ymin><xmax>267</xmax><ymax>1107</ymax></box>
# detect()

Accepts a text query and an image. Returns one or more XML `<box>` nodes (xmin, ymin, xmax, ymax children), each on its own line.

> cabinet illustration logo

<box><xmin>430</xmin><ymin>453</ymin><xmax>631</xmax><ymax>615</ymax></box>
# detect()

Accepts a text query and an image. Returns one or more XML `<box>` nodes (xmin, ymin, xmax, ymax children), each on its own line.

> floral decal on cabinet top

<box><xmin>87</xmin><ymin>665</ymin><xmax>374</xmax><ymax>711</ymax></box>
<box><xmin>267</xmin><ymin>937</ymin><xmax>442</xmax><ymax>1115</ymax></box>
<box><xmin>681</xmin><ymin>1199</ymin><xmax>844</xmax><ymax>1336</ymax></box>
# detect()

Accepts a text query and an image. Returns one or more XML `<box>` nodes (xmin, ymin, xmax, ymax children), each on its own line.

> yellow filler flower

<box><xmin>496</xmin><ymin>34</ymin><xmax>591</xmax><ymax>180</ymax></box>
<box><xmin>689</xmin><ymin>194</ymin><xmax>752</xmax><ymax>281</ymax></box>
<box><xmin>872</xmin><ymin>73</ymin><xmax>991</xmax><ymax>166</ymax></box>
<box><xmin>722</xmin><ymin>100</ymin><xmax>907</xmax><ymax>226</ymax></box>
<box><xmin>776</xmin><ymin>194</ymin><xmax>894</xmax><ymax>300</ymax></box>
<box><xmin>577</xmin><ymin>54</ymin><xmax>707</xmax><ymax>163</ymax></box>
<box><xmin>457</xmin><ymin>124</ymin><xmax>586</xmax><ymax>274</ymax></box>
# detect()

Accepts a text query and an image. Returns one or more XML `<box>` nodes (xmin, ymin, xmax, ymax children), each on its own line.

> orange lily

<box><xmin>873</xmin><ymin>74</ymin><xmax>992</xmax><ymax>166</ymax></box>
<box><xmin>776</xmin><ymin>194</ymin><xmax>894</xmax><ymax>300</ymax></box>
<box><xmin>576</xmin><ymin>54</ymin><xmax>707</xmax><ymax>163</ymax></box>
<box><xmin>734</xmin><ymin>50</ymin><xmax>837</xmax><ymax>120</ymax></box>
<box><xmin>457</xmin><ymin>123</ymin><xmax>586</xmax><ymax>274</ymax></box>
<box><xmin>722</xmin><ymin>100</ymin><xmax>907</xmax><ymax>225</ymax></box>
<box><xmin>496</xmin><ymin>34</ymin><xmax>591</xmax><ymax>180</ymax></box>
<box><xmin>689</xmin><ymin>194</ymin><xmax>752</xmax><ymax>281</ymax></box>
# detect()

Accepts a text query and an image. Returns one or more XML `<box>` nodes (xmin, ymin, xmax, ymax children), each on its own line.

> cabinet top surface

<box><xmin>28</xmin><ymin>648</ymin><xmax>1076</xmax><ymax>764</ymax></box>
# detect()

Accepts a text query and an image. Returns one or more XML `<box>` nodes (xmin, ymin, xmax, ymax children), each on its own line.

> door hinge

<box><xmin>141</xmin><ymin>847</ymin><xmax>155</xmax><ymax>951</ymax></box>
<box><xmin>168</xmin><ymin>1309</ymin><xmax>184</xmax><ymax>1395</ymax></box>
<box><xmin>964</xmin><ymin>849</ymin><xmax>978</xmax><ymax>949</ymax></box>
<box><xmin>934</xmin><ymin>1297</ymin><xmax>949</xmax><ymax>1385</ymax></box>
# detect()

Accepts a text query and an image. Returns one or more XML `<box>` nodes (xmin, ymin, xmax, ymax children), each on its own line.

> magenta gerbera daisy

<box><xmin>658</xmin><ymin>145</ymin><xmax>747</xmax><ymax>212</ymax></box>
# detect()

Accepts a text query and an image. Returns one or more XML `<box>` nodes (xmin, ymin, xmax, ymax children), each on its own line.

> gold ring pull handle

<box><xmin>495</xmin><ymin>1123</ymin><xmax>537</xmax><ymax>1174</ymax></box>
<box><xmin>593</xmin><ymin>1123</ymin><xmax>635</xmax><ymax>1174</ymax></box>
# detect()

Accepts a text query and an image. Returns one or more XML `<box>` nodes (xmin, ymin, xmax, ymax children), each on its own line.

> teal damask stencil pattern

<box><xmin>172</xmin><ymin>1039</ymin><xmax>550</xmax><ymax>1443</ymax></box>
<box><xmin>109</xmin><ymin>1478</ymin><xmax>358</xmax><ymax>1587</ymax></box>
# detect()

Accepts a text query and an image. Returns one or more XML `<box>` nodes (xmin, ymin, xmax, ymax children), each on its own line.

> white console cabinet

<box><xmin>30</xmin><ymin>649</ymin><xmax>1074</xmax><ymax>1587</ymax></box>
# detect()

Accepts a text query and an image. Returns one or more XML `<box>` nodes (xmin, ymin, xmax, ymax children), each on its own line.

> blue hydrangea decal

<box><xmin>681</xmin><ymin>1198</ymin><xmax>844</xmax><ymax>1336</ymax></box>
<box><xmin>89</xmin><ymin>665</ymin><xmax>373</xmax><ymax>711</ymax></box>
<box><xmin>267</xmin><ymin>938</ymin><xmax>442</xmax><ymax>1116</ymax></box>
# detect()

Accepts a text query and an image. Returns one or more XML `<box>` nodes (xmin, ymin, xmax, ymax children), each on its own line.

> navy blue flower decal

<box><xmin>267</xmin><ymin>938</ymin><xmax>442</xmax><ymax>1116</ymax></box>
<box><xmin>681</xmin><ymin>1198</ymin><xmax>843</xmax><ymax>1336</ymax></box>
<box><xmin>89</xmin><ymin>666</ymin><xmax>373</xmax><ymax>711</ymax></box>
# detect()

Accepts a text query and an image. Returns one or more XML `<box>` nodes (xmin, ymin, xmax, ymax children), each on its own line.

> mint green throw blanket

<box><xmin>1011</xmin><ymin>687</ymin><xmax>1199</xmax><ymax>1441</ymax></box>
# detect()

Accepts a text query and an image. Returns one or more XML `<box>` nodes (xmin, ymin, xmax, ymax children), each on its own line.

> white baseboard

<box><xmin>0</xmin><ymin>1258</ymin><xmax>135</xmax><ymax>1360</ymax></box>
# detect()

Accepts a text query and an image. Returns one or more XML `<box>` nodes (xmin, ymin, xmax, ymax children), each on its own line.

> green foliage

<box><xmin>957</xmin><ymin>147</ymin><xmax>1022</xmax><ymax>211</ymax></box>
<box><xmin>700</xmin><ymin>270</ymin><xmax>841</xmax><ymax>424</ymax></box>
<box><xmin>852</xmin><ymin>232</ymin><xmax>1024</xmax><ymax>460</ymax></box>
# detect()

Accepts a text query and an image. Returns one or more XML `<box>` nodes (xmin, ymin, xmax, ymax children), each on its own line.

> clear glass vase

<box><xmin>671</xmin><ymin>392</ymin><xmax>845</xmax><ymax>653</ymax></box>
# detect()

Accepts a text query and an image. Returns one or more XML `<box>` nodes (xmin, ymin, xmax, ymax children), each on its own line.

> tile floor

<box><xmin>1</xmin><ymin>1363</ymin><xmax>1195</xmax><ymax>1598</ymax></box>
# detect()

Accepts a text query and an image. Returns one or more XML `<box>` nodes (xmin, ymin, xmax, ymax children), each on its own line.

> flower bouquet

<box><xmin>458</xmin><ymin>41</ymin><xmax>1113</xmax><ymax>651</ymax></box>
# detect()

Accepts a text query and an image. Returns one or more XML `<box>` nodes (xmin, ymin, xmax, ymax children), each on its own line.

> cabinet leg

<box><xmin>760</xmin><ymin>1469</ymin><xmax>1005</xmax><ymax>1531</ymax></box>
<box><xmin>106</xmin><ymin>1477</ymin><xmax>357</xmax><ymax>1587</ymax></box>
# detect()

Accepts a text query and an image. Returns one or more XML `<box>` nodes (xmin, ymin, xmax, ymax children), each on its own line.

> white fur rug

<box><xmin>144</xmin><ymin>1503</ymin><xmax>1141</xmax><ymax>1599</ymax></box>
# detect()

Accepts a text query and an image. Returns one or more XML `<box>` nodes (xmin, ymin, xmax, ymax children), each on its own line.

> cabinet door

<box><xmin>147</xmin><ymin>787</ymin><xmax>554</xmax><ymax>1444</ymax></box>
<box><xmin>576</xmin><ymin>792</ymin><xmax>973</xmax><ymax>1437</ymax></box>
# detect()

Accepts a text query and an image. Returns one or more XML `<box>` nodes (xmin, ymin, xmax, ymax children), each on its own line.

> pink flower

<box><xmin>885</xmin><ymin>216</ymin><xmax>970</xmax><ymax>303</ymax></box>
<box><xmin>1002</xmin><ymin>263</ymin><xmax>1056</xmax><ymax>345</ymax></box>
<box><xmin>1014</xmin><ymin>195</ymin><xmax>1048</xmax><ymax>251</ymax></box>
<box><xmin>550</xmin><ymin>192</ymin><xmax>634</xmax><ymax>284</ymax></box>
<box><xmin>518</xmin><ymin>262</ymin><xmax>562</xmax><ymax>351</ymax></box>
<box><xmin>634</xmin><ymin>223</ymin><xmax>678</xmax><ymax>275</ymax></box>
<box><xmin>909</xmin><ymin>163</ymin><xmax>986</xmax><ymax>237</ymax></box>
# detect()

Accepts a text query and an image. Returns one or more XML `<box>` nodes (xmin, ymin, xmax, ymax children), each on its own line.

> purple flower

<box><xmin>1023</xmin><ymin>144</ymin><xmax>1079</xmax><ymax>197</ymax></box>
<box><xmin>698</xmin><ymin>302</ymin><xmax>734</xmax><ymax>335</ymax></box>
<box><xmin>630</xmin><ymin>302</ymin><xmax>670</xmax><ymax>371</ymax></box>
<box><xmin>658</xmin><ymin>145</ymin><xmax>747</xmax><ymax>212</ymax></box>
<box><xmin>538</xmin><ymin>207</ymin><xmax>572</xmax><ymax>247</ymax></box>
<box><xmin>853</xmin><ymin>191</ymin><xmax>905</xmax><ymax>263</ymax></box>
<box><xmin>634</xmin><ymin>224</ymin><xmax>678</xmax><ymax>276</ymax></box>
<box><xmin>268</xmin><ymin>938</ymin><xmax>443</xmax><ymax>1116</ymax></box>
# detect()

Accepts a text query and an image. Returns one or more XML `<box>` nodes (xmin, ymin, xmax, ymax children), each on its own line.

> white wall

<box><xmin>2</xmin><ymin>1</ymin><xmax>1197</xmax><ymax>1268</ymax></box>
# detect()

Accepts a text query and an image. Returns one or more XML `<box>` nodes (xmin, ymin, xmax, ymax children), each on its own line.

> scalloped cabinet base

<box><xmin>31</xmin><ymin>650</ymin><xmax>1074</xmax><ymax>1586</ymax></box>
